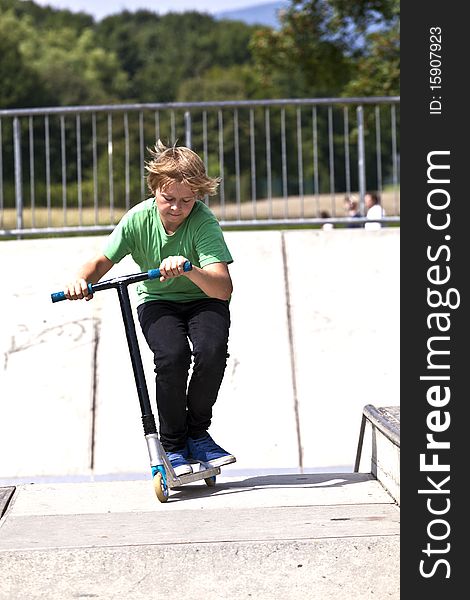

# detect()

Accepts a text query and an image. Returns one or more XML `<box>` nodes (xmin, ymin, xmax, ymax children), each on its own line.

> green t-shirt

<box><xmin>103</xmin><ymin>198</ymin><xmax>233</xmax><ymax>304</ymax></box>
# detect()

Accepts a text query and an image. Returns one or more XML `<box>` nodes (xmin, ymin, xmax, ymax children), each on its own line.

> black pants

<box><xmin>137</xmin><ymin>298</ymin><xmax>230</xmax><ymax>452</ymax></box>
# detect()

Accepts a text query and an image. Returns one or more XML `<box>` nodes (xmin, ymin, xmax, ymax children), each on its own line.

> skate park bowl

<box><xmin>0</xmin><ymin>227</ymin><xmax>400</xmax><ymax>599</ymax></box>
<box><xmin>0</xmin><ymin>227</ymin><xmax>399</xmax><ymax>482</ymax></box>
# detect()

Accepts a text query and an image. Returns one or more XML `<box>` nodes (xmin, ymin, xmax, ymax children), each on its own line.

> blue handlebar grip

<box><xmin>51</xmin><ymin>291</ymin><xmax>66</xmax><ymax>303</ymax></box>
<box><xmin>147</xmin><ymin>261</ymin><xmax>192</xmax><ymax>280</ymax></box>
<box><xmin>51</xmin><ymin>283</ymin><xmax>93</xmax><ymax>303</ymax></box>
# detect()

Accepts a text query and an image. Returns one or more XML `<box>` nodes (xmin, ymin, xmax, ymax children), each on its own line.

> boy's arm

<box><xmin>158</xmin><ymin>256</ymin><xmax>232</xmax><ymax>301</ymax></box>
<box><xmin>64</xmin><ymin>254</ymin><xmax>114</xmax><ymax>301</ymax></box>
<box><xmin>185</xmin><ymin>262</ymin><xmax>233</xmax><ymax>301</ymax></box>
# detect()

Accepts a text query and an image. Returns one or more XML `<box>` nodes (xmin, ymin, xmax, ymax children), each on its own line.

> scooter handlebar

<box><xmin>147</xmin><ymin>259</ymin><xmax>192</xmax><ymax>280</ymax></box>
<box><xmin>51</xmin><ymin>260</ymin><xmax>192</xmax><ymax>303</ymax></box>
<box><xmin>51</xmin><ymin>283</ymin><xmax>94</xmax><ymax>304</ymax></box>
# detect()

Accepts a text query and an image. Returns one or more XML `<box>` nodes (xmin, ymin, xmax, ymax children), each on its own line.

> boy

<box><xmin>63</xmin><ymin>140</ymin><xmax>236</xmax><ymax>476</ymax></box>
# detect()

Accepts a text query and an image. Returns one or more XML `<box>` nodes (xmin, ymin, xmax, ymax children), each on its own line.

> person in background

<box><xmin>364</xmin><ymin>191</ymin><xmax>385</xmax><ymax>230</ymax></box>
<box><xmin>61</xmin><ymin>140</ymin><xmax>236</xmax><ymax>477</ymax></box>
<box><xmin>320</xmin><ymin>210</ymin><xmax>334</xmax><ymax>230</ymax></box>
<box><xmin>343</xmin><ymin>195</ymin><xmax>362</xmax><ymax>228</ymax></box>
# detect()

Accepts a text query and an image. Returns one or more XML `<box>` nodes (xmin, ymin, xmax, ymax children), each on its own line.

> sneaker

<box><xmin>187</xmin><ymin>433</ymin><xmax>236</xmax><ymax>468</ymax></box>
<box><xmin>166</xmin><ymin>448</ymin><xmax>193</xmax><ymax>476</ymax></box>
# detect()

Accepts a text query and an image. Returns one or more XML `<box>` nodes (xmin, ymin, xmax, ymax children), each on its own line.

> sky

<box><xmin>31</xmin><ymin>0</ymin><xmax>281</xmax><ymax>21</ymax></box>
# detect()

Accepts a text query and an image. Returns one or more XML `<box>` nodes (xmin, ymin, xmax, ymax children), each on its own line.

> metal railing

<box><xmin>0</xmin><ymin>97</ymin><xmax>399</xmax><ymax>237</ymax></box>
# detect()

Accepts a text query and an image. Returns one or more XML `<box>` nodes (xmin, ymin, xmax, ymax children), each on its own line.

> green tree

<box><xmin>177</xmin><ymin>65</ymin><xmax>259</xmax><ymax>102</ymax></box>
<box><xmin>0</xmin><ymin>0</ymin><xmax>94</xmax><ymax>30</ymax></box>
<box><xmin>250</xmin><ymin>0</ymin><xmax>399</xmax><ymax>97</ymax></box>
<box><xmin>96</xmin><ymin>11</ymin><xmax>258</xmax><ymax>103</ymax></box>
<box><xmin>0</xmin><ymin>10</ymin><xmax>41</xmax><ymax>107</ymax></box>
<box><xmin>344</xmin><ymin>28</ymin><xmax>399</xmax><ymax>96</ymax></box>
<box><xmin>20</xmin><ymin>26</ymin><xmax>129</xmax><ymax>106</ymax></box>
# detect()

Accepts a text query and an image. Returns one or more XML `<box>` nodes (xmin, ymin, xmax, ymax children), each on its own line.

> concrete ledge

<box><xmin>354</xmin><ymin>405</ymin><xmax>400</xmax><ymax>504</ymax></box>
<box><xmin>0</xmin><ymin>474</ymin><xmax>399</xmax><ymax>600</ymax></box>
<box><xmin>0</xmin><ymin>488</ymin><xmax>14</xmax><ymax>520</ymax></box>
<box><xmin>0</xmin><ymin>538</ymin><xmax>400</xmax><ymax>600</ymax></box>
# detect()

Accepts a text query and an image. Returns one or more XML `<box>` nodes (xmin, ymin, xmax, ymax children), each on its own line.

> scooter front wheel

<box><xmin>153</xmin><ymin>470</ymin><xmax>169</xmax><ymax>503</ymax></box>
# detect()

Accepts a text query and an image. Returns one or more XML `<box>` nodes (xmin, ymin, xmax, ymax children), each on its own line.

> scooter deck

<box><xmin>161</xmin><ymin>453</ymin><xmax>221</xmax><ymax>489</ymax></box>
<box><xmin>167</xmin><ymin>463</ymin><xmax>221</xmax><ymax>488</ymax></box>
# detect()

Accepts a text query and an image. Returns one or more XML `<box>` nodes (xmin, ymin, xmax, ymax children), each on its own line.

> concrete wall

<box><xmin>0</xmin><ymin>228</ymin><xmax>399</xmax><ymax>480</ymax></box>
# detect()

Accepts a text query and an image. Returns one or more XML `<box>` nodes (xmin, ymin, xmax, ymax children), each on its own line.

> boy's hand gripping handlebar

<box><xmin>50</xmin><ymin>260</ymin><xmax>193</xmax><ymax>303</ymax></box>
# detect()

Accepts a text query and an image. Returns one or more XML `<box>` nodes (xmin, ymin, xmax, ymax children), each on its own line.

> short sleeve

<box><xmin>103</xmin><ymin>214</ymin><xmax>133</xmax><ymax>263</ymax></box>
<box><xmin>195</xmin><ymin>218</ymin><xmax>233</xmax><ymax>268</ymax></box>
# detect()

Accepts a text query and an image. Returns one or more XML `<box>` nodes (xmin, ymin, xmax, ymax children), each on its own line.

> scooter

<box><xmin>51</xmin><ymin>261</ymin><xmax>220</xmax><ymax>502</ymax></box>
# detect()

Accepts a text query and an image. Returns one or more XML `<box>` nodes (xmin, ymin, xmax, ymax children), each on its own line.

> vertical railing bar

<box><xmin>249</xmin><ymin>108</ymin><xmax>256</xmax><ymax>219</ymax></box>
<box><xmin>92</xmin><ymin>112</ymin><xmax>98</xmax><ymax>225</ymax></box>
<box><xmin>391</xmin><ymin>104</ymin><xmax>399</xmax><ymax>214</ymax></box>
<box><xmin>60</xmin><ymin>115</ymin><xmax>66</xmax><ymax>226</ymax></box>
<box><xmin>312</xmin><ymin>107</ymin><xmax>320</xmax><ymax>217</ymax></box>
<box><xmin>218</xmin><ymin>109</ymin><xmax>225</xmax><ymax>219</ymax></box>
<box><xmin>357</xmin><ymin>105</ymin><xmax>366</xmax><ymax>215</ymax></box>
<box><xmin>327</xmin><ymin>106</ymin><xmax>335</xmax><ymax>217</ymax></box>
<box><xmin>44</xmin><ymin>115</ymin><xmax>51</xmax><ymax>227</ymax></box>
<box><xmin>375</xmin><ymin>105</ymin><xmax>383</xmax><ymax>197</ymax></box>
<box><xmin>139</xmin><ymin>111</ymin><xmax>145</xmax><ymax>201</ymax></box>
<box><xmin>13</xmin><ymin>117</ymin><xmax>23</xmax><ymax>233</ymax></box>
<box><xmin>343</xmin><ymin>106</ymin><xmax>351</xmax><ymax>197</ymax></box>
<box><xmin>233</xmin><ymin>109</ymin><xmax>241</xmax><ymax>220</ymax></box>
<box><xmin>170</xmin><ymin>110</ymin><xmax>176</xmax><ymax>144</ymax></box>
<box><xmin>29</xmin><ymin>116</ymin><xmax>36</xmax><ymax>227</ymax></box>
<box><xmin>184</xmin><ymin>111</ymin><xmax>192</xmax><ymax>149</ymax></box>
<box><xmin>76</xmin><ymin>114</ymin><xmax>83</xmax><ymax>226</ymax></box>
<box><xmin>202</xmin><ymin>110</ymin><xmax>209</xmax><ymax>206</ymax></box>
<box><xmin>265</xmin><ymin>108</ymin><xmax>272</xmax><ymax>219</ymax></box>
<box><xmin>155</xmin><ymin>111</ymin><xmax>160</xmax><ymax>143</ymax></box>
<box><xmin>0</xmin><ymin>119</ymin><xmax>3</xmax><ymax>228</ymax></box>
<box><xmin>281</xmin><ymin>108</ymin><xmax>288</xmax><ymax>218</ymax></box>
<box><xmin>107</xmin><ymin>112</ymin><xmax>114</xmax><ymax>222</ymax></box>
<box><xmin>296</xmin><ymin>107</ymin><xmax>304</xmax><ymax>218</ymax></box>
<box><xmin>124</xmin><ymin>112</ymin><xmax>130</xmax><ymax>212</ymax></box>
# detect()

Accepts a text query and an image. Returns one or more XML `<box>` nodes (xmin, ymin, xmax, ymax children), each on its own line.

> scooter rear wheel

<box><xmin>204</xmin><ymin>476</ymin><xmax>216</xmax><ymax>487</ymax></box>
<box><xmin>153</xmin><ymin>471</ymin><xmax>169</xmax><ymax>502</ymax></box>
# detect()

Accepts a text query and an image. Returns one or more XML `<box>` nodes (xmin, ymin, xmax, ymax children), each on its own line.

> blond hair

<box><xmin>145</xmin><ymin>140</ymin><xmax>220</xmax><ymax>198</ymax></box>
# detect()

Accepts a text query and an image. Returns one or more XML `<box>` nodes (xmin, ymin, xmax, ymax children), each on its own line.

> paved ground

<box><xmin>0</xmin><ymin>472</ymin><xmax>399</xmax><ymax>600</ymax></box>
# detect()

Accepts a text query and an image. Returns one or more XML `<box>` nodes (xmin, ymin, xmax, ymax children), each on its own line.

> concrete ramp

<box><xmin>0</xmin><ymin>229</ymin><xmax>399</xmax><ymax>480</ymax></box>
